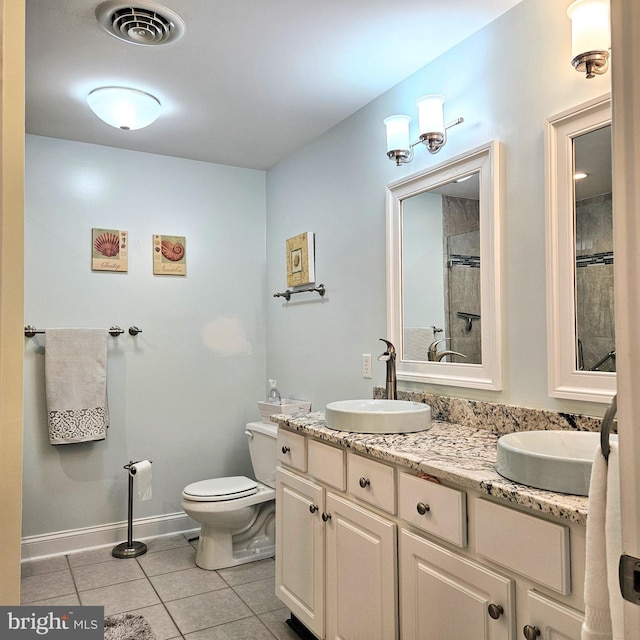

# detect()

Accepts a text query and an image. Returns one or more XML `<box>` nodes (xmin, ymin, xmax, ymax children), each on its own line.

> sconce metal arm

<box><xmin>388</xmin><ymin>117</ymin><xmax>465</xmax><ymax>164</ymax></box>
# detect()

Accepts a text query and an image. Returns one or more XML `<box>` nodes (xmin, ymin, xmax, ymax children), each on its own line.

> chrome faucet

<box><xmin>377</xmin><ymin>339</ymin><xmax>397</xmax><ymax>400</ymax></box>
<box><xmin>427</xmin><ymin>338</ymin><xmax>467</xmax><ymax>363</ymax></box>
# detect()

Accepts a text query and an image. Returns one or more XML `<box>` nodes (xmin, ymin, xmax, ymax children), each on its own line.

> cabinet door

<box><xmin>276</xmin><ymin>467</ymin><xmax>325</xmax><ymax>638</ymax></box>
<box><xmin>325</xmin><ymin>492</ymin><xmax>398</xmax><ymax>640</ymax></box>
<box><xmin>400</xmin><ymin>529</ymin><xmax>515</xmax><ymax>640</ymax></box>
<box><xmin>523</xmin><ymin>590</ymin><xmax>584</xmax><ymax>640</ymax></box>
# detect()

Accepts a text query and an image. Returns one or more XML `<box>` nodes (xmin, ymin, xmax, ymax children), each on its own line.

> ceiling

<box><xmin>25</xmin><ymin>0</ymin><xmax>523</xmax><ymax>170</ymax></box>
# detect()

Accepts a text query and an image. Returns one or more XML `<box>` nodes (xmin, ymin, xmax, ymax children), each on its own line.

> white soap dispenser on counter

<box><xmin>267</xmin><ymin>379</ymin><xmax>281</xmax><ymax>405</ymax></box>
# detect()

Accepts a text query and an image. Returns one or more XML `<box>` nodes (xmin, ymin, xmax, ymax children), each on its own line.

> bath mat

<box><xmin>104</xmin><ymin>613</ymin><xmax>155</xmax><ymax>640</ymax></box>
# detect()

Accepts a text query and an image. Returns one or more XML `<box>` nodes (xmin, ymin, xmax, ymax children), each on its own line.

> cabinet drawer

<box><xmin>475</xmin><ymin>498</ymin><xmax>571</xmax><ymax>594</ymax></box>
<box><xmin>398</xmin><ymin>473</ymin><xmax>467</xmax><ymax>547</ymax></box>
<box><xmin>308</xmin><ymin>439</ymin><xmax>345</xmax><ymax>490</ymax></box>
<box><xmin>277</xmin><ymin>430</ymin><xmax>307</xmax><ymax>472</ymax></box>
<box><xmin>347</xmin><ymin>453</ymin><xmax>396</xmax><ymax>514</ymax></box>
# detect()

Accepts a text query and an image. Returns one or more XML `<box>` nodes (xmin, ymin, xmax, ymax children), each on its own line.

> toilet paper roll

<box><xmin>130</xmin><ymin>460</ymin><xmax>152</xmax><ymax>501</ymax></box>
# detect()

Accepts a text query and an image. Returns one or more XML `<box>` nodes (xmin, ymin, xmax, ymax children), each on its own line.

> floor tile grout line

<box><xmin>136</xmin><ymin>556</ymin><xmax>187</xmax><ymax>639</ymax></box>
<box><xmin>65</xmin><ymin>554</ymin><xmax>82</xmax><ymax>605</ymax></box>
<box><xmin>22</xmin><ymin>551</ymin><xmax>284</xmax><ymax>639</ymax></box>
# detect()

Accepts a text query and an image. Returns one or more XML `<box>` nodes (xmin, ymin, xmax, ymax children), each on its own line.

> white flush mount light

<box><xmin>574</xmin><ymin>172</ymin><xmax>588</xmax><ymax>179</ymax></box>
<box><xmin>567</xmin><ymin>0</ymin><xmax>610</xmax><ymax>79</ymax></box>
<box><xmin>384</xmin><ymin>94</ymin><xmax>463</xmax><ymax>166</ymax></box>
<box><xmin>87</xmin><ymin>87</ymin><xmax>161</xmax><ymax>130</ymax></box>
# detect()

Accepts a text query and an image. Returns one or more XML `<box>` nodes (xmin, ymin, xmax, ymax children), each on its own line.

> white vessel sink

<box><xmin>325</xmin><ymin>399</ymin><xmax>431</xmax><ymax>434</ymax></box>
<box><xmin>495</xmin><ymin>430</ymin><xmax>614</xmax><ymax>496</ymax></box>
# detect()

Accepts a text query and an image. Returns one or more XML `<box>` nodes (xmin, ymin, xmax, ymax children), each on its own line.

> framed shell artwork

<box><xmin>92</xmin><ymin>228</ymin><xmax>128</xmax><ymax>272</ymax></box>
<box><xmin>286</xmin><ymin>231</ymin><xmax>315</xmax><ymax>287</ymax></box>
<box><xmin>153</xmin><ymin>234</ymin><xmax>186</xmax><ymax>276</ymax></box>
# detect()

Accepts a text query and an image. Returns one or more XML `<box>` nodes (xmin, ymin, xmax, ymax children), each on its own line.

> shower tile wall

<box><xmin>575</xmin><ymin>193</ymin><xmax>615</xmax><ymax>372</ymax></box>
<box><xmin>443</xmin><ymin>196</ymin><xmax>481</xmax><ymax>364</ymax></box>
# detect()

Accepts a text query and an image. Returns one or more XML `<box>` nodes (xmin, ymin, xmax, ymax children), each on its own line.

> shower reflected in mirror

<box><xmin>402</xmin><ymin>174</ymin><xmax>481</xmax><ymax>364</ymax></box>
<box><xmin>573</xmin><ymin>124</ymin><xmax>614</xmax><ymax>372</ymax></box>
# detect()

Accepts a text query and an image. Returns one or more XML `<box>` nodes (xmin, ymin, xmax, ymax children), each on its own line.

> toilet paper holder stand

<box><xmin>112</xmin><ymin>460</ymin><xmax>153</xmax><ymax>559</ymax></box>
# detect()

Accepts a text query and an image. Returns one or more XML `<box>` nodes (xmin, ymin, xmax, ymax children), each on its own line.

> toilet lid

<box><xmin>183</xmin><ymin>476</ymin><xmax>258</xmax><ymax>502</ymax></box>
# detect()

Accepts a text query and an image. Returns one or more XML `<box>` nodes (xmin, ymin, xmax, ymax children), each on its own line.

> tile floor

<box><xmin>20</xmin><ymin>534</ymin><xmax>301</xmax><ymax>640</ymax></box>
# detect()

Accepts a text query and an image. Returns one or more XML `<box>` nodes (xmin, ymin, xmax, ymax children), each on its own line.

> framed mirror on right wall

<box><xmin>545</xmin><ymin>94</ymin><xmax>614</xmax><ymax>403</ymax></box>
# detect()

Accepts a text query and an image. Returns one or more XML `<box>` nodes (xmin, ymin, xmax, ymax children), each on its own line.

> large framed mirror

<box><xmin>545</xmin><ymin>95</ymin><xmax>614</xmax><ymax>402</ymax></box>
<box><xmin>386</xmin><ymin>141</ymin><xmax>502</xmax><ymax>390</ymax></box>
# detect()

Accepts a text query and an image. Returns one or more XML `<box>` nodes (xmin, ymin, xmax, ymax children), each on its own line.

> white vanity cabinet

<box><xmin>520</xmin><ymin>590</ymin><xmax>584</xmax><ymax>640</ymax></box>
<box><xmin>324</xmin><ymin>492</ymin><xmax>397</xmax><ymax>640</ymax></box>
<box><xmin>275</xmin><ymin>466</ymin><xmax>325</xmax><ymax>638</ymax></box>
<box><xmin>400</xmin><ymin>529</ymin><xmax>515</xmax><ymax>640</ymax></box>
<box><xmin>275</xmin><ymin>427</ymin><xmax>586</xmax><ymax>640</ymax></box>
<box><xmin>276</xmin><ymin>435</ymin><xmax>398</xmax><ymax>640</ymax></box>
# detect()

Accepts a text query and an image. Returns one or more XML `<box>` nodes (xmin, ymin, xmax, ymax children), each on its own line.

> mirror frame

<box><xmin>386</xmin><ymin>140</ymin><xmax>503</xmax><ymax>390</ymax></box>
<box><xmin>545</xmin><ymin>94</ymin><xmax>614</xmax><ymax>403</ymax></box>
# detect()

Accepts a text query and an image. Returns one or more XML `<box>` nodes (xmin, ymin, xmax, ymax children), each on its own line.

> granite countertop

<box><xmin>273</xmin><ymin>411</ymin><xmax>589</xmax><ymax>526</ymax></box>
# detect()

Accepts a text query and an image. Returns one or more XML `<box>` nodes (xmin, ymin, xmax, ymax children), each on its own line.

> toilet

<box><xmin>181</xmin><ymin>421</ymin><xmax>277</xmax><ymax>570</ymax></box>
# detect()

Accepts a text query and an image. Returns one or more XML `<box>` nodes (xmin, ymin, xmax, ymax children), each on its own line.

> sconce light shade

<box><xmin>87</xmin><ymin>87</ymin><xmax>162</xmax><ymax>130</ymax></box>
<box><xmin>416</xmin><ymin>95</ymin><xmax>445</xmax><ymax>137</ymax></box>
<box><xmin>567</xmin><ymin>0</ymin><xmax>610</xmax><ymax>79</ymax></box>
<box><xmin>384</xmin><ymin>115</ymin><xmax>411</xmax><ymax>162</ymax></box>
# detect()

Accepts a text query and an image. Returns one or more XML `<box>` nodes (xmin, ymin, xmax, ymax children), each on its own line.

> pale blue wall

<box><xmin>265</xmin><ymin>0</ymin><xmax>610</xmax><ymax>414</ymax></box>
<box><xmin>23</xmin><ymin>136</ymin><xmax>266</xmax><ymax>536</ymax></box>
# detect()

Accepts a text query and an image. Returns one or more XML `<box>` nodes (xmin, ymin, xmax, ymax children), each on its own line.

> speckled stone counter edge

<box><xmin>273</xmin><ymin>396</ymin><xmax>594</xmax><ymax>526</ymax></box>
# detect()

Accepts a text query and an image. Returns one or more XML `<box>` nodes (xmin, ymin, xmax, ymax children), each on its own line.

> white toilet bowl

<box><xmin>181</xmin><ymin>422</ymin><xmax>277</xmax><ymax>570</ymax></box>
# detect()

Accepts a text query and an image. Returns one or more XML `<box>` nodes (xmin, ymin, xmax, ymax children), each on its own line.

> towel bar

<box><xmin>24</xmin><ymin>325</ymin><xmax>142</xmax><ymax>337</ymax></box>
<box><xmin>600</xmin><ymin>393</ymin><xmax>617</xmax><ymax>462</ymax></box>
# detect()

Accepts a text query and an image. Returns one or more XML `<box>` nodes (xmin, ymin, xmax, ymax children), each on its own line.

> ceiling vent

<box><xmin>95</xmin><ymin>1</ymin><xmax>185</xmax><ymax>46</ymax></box>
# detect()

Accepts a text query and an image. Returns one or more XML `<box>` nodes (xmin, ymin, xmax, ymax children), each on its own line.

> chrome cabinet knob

<box><xmin>523</xmin><ymin>625</ymin><xmax>540</xmax><ymax>640</ymax></box>
<box><xmin>487</xmin><ymin>603</ymin><xmax>504</xmax><ymax>620</ymax></box>
<box><xmin>416</xmin><ymin>502</ymin><xmax>431</xmax><ymax>515</ymax></box>
<box><xmin>281</xmin><ymin>446</ymin><xmax>290</xmax><ymax>454</ymax></box>
<box><xmin>359</xmin><ymin>477</ymin><xmax>371</xmax><ymax>488</ymax></box>
<box><xmin>309</xmin><ymin>504</ymin><xmax>318</xmax><ymax>514</ymax></box>
<box><xmin>322</xmin><ymin>512</ymin><xmax>332</xmax><ymax>522</ymax></box>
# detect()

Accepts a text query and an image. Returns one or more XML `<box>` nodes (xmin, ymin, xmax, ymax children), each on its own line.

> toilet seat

<box><xmin>183</xmin><ymin>476</ymin><xmax>258</xmax><ymax>502</ymax></box>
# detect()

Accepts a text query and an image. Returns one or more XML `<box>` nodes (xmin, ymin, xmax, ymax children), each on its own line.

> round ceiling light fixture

<box><xmin>87</xmin><ymin>87</ymin><xmax>162</xmax><ymax>130</ymax></box>
<box><xmin>95</xmin><ymin>1</ymin><xmax>185</xmax><ymax>46</ymax></box>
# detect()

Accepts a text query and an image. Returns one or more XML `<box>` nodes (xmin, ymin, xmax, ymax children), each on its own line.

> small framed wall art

<box><xmin>92</xmin><ymin>228</ymin><xmax>128</xmax><ymax>272</ymax></box>
<box><xmin>286</xmin><ymin>231</ymin><xmax>315</xmax><ymax>287</ymax></box>
<box><xmin>153</xmin><ymin>234</ymin><xmax>186</xmax><ymax>276</ymax></box>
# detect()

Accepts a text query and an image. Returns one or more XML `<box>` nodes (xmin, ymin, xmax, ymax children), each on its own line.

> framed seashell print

<box><xmin>153</xmin><ymin>234</ymin><xmax>186</xmax><ymax>276</ymax></box>
<box><xmin>286</xmin><ymin>231</ymin><xmax>315</xmax><ymax>287</ymax></box>
<box><xmin>92</xmin><ymin>228</ymin><xmax>128</xmax><ymax>272</ymax></box>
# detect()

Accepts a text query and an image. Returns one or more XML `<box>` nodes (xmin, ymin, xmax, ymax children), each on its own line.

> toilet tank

<box><xmin>245</xmin><ymin>421</ymin><xmax>278</xmax><ymax>488</ymax></box>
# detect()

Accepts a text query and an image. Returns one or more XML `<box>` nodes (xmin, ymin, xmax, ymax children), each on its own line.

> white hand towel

<box><xmin>45</xmin><ymin>328</ymin><xmax>109</xmax><ymax>445</ymax></box>
<box><xmin>582</xmin><ymin>444</ymin><xmax>612</xmax><ymax>640</ymax></box>
<box><xmin>581</xmin><ymin>443</ymin><xmax>624</xmax><ymax>640</ymax></box>
<box><xmin>605</xmin><ymin>443</ymin><xmax>624</xmax><ymax>640</ymax></box>
<box><xmin>130</xmin><ymin>460</ymin><xmax>152</xmax><ymax>501</ymax></box>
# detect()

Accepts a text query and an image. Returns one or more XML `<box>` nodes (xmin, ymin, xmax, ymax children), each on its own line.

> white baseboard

<box><xmin>21</xmin><ymin>512</ymin><xmax>199</xmax><ymax>562</ymax></box>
